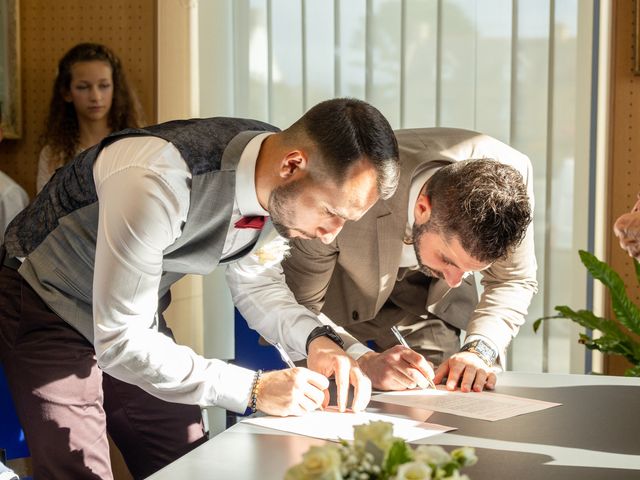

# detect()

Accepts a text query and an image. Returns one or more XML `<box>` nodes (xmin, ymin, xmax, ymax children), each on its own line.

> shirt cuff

<box><xmin>212</xmin><ymin>362</ymin><xmax>257</xmax><ymax>413</ymax></box>
<box><xmin>345</xmin><ymin>342</ymin><xmax>374</xmax><ymax>361</ymax></box>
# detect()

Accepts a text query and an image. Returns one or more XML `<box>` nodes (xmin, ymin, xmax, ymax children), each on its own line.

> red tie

<box><xmin>234</xmin><ymin>216</ymin><xmax>266</xmax><ymax>230</ymax></box>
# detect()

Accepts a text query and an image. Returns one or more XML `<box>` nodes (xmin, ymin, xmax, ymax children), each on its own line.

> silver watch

<box><xmin>460</xmin><ymin>339</ymin><xmax>497</xmax><ymax>366</ymax></box>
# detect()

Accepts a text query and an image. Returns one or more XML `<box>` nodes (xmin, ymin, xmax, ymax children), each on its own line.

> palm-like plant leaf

<box><xmin>534</xmin><ymin>251</ymin><xmax>640</xmax><ymax>376</ymax></box>
<box><xmin>579</xmin><ymin>250</ymin><xmax>640</xmax><ymax>336</ymax></box>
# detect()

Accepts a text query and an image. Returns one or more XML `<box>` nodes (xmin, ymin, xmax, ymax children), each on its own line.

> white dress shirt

<box><xmin>0</xmin><ymin>171</ymin><xmax>29</xmax><ymax>244</ymax></box>
<box><xmin>92</xmin><ymin>133</ymin><xmax>295</xmax><ymax>412</ymax></box>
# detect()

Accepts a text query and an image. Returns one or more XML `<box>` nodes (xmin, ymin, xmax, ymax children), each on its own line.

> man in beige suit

<box><xmin>228</xmin><ymin>128</ymin><xmax>537</xmax><ymax>393</ymax></box>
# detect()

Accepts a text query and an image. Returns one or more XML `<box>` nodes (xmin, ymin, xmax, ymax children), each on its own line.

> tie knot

<box><xmin>234</xmin><ymin>215</ymin><xmax>266</xmax><ymax>230</ymax></box>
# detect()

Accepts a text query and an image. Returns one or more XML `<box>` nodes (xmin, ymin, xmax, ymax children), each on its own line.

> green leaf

<box><xmin>635</xmin><ymin>259</ymin><xmax>640</xmax><ymax>287</ymax></box>
<box><xmin>383</xmin><ymin>440</ymin><xmax>413</xmax><ymax>477</ymax></box>
<box><xmin>625</xmin><ymin>363</ymin><xmax>640</xmax><ymax>377</ymax></box>
<box><xmin>579</xmin><ymin>250</ymin><xmax>640</xmax><ymax>336</ymax></box>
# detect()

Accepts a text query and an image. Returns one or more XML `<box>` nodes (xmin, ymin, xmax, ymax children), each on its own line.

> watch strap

<box><xmin>305</xmin><ymin>325</ymin><xmax>345</xmax><ymax>353</ymax></box>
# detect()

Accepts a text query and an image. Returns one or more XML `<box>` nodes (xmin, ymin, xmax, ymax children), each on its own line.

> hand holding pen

<box><xmin>390</xmin><ymin>326</ymin><xmax>437</xmax><ymax>390</ymax></box>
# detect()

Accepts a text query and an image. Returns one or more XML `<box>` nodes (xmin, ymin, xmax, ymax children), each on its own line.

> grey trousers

<box><xmin>0</xmin><ymin>266</ymin><xmax>206</xmax><ymax>480</ymax></box>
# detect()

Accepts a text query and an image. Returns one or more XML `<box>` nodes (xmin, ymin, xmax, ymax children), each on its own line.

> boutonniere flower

<box><xmin>251</xmin><ymin>232</ymin><xmax>291</xmax><ymax>267</ymax></box>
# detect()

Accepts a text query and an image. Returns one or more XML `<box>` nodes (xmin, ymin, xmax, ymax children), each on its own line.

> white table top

<box><xmin>148</xmin><ymin>371</ymin><xmax>640</xmax><ymax>479</ymax></box>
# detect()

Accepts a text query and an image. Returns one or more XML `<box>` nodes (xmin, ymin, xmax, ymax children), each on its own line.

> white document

<box><xmin>372</xmin><ymin>386</ymin><xmax>561</xmax><ymax>421</ymax></box>
<box><xmin>242</xmin><ymin>407</ymin><xmax>455</xmax><ymax>442</ymax></box>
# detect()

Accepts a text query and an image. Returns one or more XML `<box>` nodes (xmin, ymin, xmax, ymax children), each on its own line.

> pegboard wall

<box><xmin>606</xmin><ymin>0</ymin><xmax>640</xmax><ymax>374</ymax></box>
<box><xmin>0</xmin><ymin>0</ymin><xmax>156</xmax><ymax>197</ymax></box>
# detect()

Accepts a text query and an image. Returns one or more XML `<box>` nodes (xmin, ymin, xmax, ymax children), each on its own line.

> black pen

<box><xmin>390</xmin><ymin>325</ymin><xmax>437</xmax><ymax>390</ymax></box>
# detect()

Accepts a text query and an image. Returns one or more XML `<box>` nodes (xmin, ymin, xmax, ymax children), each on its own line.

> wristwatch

<box><xmin>305</xmin><ymin>325</ymin><xmax>345</xmax><ymax>353</ymax></box>
<box><xmin>460</xmin><ymin>339</ymin><xmax>498</xmax><ymax>367</ymax></box>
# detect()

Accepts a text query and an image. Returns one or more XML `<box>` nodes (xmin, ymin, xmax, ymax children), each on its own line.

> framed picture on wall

<box><xmin>0</xmin><ymin>0</ymin><xmax>21</xmax><ymax>139</ymax></box>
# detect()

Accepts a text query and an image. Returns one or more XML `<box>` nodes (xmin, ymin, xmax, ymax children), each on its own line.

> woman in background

<box><xmin>37</xmin><ymin>42</ymin><xmax>144</xmax><ymax>192</ymax></box>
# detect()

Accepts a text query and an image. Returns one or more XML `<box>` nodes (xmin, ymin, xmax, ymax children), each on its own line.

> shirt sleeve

<box><xmin>225</xmin><ymin>224</ymin><xmax>324</xmax><ymax>360</ymax></box>
<box><xmin>226</xmin><ymin>225</ymin><xmax>371</xmax><ymax>361</ymax></box>
<box><xmin>0</xmin><ymin>180</ymin><xmax>29</xmax><ymax>243</ymax></box>
<box><xmin>92</xmin><ymin>138</ymin><xmax>255</xmax><ymax>412</ymax></box>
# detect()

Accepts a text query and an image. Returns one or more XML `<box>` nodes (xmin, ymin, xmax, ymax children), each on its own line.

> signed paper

<box><xmin>372</xmin><ymin>387</ymin><xmax>561</xmax><ymax>421</ymax></box>
<box><xmin>242</xmin><ymin>408</ymin><xmax>454</xmax><ymax>442</ymax></box>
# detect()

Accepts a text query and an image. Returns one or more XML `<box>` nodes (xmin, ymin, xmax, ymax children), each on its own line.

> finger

<box><xmin>433</xmin><ymin>361</ymin><xmax>450</xmax><ymax>385</ymax></box>
<box><xmin>298</xmin><ymin>392</ymin><xmax>322</xmax><ymax>413</ymax></box>
<box><xmin>399</xmin><ymin>350</ymin><xmax>435</xmax><ymax>388</ymax></box>
<box><xmin>472</xmin><ymin>369</ymin><xmax>488</xmax><ymax>392</ymax></box>
<box><xmin>458</xmin><ymin>365</ymin><xmax>477</xmax><ymax>393</ymax></box>
<box><xmin>322</xmin><ymin>388</ymin><xmax>330</xmax><ymax>410</ymax></box>
<box><xmin>304</xmin><ymin>368</ymin><xmax>331</xmax><ymax>391</ymax></box>
<box><xmin>302</xmin><ymin>382</ymin><xmax>326</xmax><ymax>408</ymax></box>
<box><xmin>334</xmin><ymin>358</ymin><xmax>350</xmax><ymax>412</ymax></box>
<box><xmin>485</xmin><ymin>372</ymin><xmax>497</xmax><ymax>390</ymax></box>
<box><xmin>350</xmin><ymin>368</ymin><xmax>372</xmax><ymax>412</ymax></box>
<box><xmin>446</xmin><ymin>362</ymin><xmax>465</xmax><ymax>390</ymax></box>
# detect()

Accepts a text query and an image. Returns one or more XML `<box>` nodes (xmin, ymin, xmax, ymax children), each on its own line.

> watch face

<box><xmin>463</xmin><ymin>340</ymin><xmax>496</xmax><ymax>365</ymax></box>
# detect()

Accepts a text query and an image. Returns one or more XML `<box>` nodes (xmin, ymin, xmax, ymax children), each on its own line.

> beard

<box><xmin>411</xmin><ymin>220</ymin><xmax>444</xmax><ymax>279</ymax></box>
<box><xmin>268</xmin><ymin>179</ymin><xmax>304</xmax><ymax>240</ymax></box>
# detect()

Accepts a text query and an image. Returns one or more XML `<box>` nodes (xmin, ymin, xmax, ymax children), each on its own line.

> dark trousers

<box><xmin>0</xmin><ymin>266</ymin><xmax>206</xmax><ymax>479</ymax></box>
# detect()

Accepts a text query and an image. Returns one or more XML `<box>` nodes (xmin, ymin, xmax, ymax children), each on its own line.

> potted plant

<box><xmin>533</xmin><ymin>250</ymin><xmax>640</xmax><ymax>376</ymax></box>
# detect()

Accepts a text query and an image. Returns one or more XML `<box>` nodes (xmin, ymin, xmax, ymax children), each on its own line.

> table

<box><xmin>148</xmin><ymin>372</ymin><xmax>640</xmax><ymax>479</ymax></box>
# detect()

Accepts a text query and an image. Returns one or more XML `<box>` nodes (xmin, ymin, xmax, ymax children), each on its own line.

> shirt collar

<box><xmin>236</xmin><ymin>132</ymin><xmax>274</xmax><ymax>216</ymax></box>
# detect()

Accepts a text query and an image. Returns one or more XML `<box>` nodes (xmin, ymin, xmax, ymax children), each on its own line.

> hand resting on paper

<box><xmin>357</xmin><ymin>345</ymin><xmax>435</xmax><ymax>391</ymax></box>
<box><xmin>434</xmin><ymin>351</ymin><xmax>497</xmax><ymax>393</ymax></box>
<box><xmin>306</xmin><ymin>336</ymin><xmax>371</xmax><ymax>413</ymax></box>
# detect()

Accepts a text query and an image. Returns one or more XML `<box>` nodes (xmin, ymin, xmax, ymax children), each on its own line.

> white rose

<box><xmin>413</xmin><ymin>445</ymin><xmax>451</xmax><ymax>467</ymax></box>
<box><xmin>353</xmin><ymin>421</ymin><xmax>394</xmax><ymax>452</ymax></box>
<box><xmin>285</xmin><ymin>445</ymin><xmax>342</xmax><ymax>480</ymax></box>
<box><xmin>393</xmin><ymin>461</ymin><xmax>432</xmax><ymax>480</ymax></box>
<box><xmin>451</xmin><ymin>447</ymin><xmax>477</xmax><ymax>467</ymax></box>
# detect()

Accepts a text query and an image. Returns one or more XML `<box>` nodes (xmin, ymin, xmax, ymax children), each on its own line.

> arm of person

<box><xmin>282</xmin><ymin>237</ymin><xmax>437</xmax><ymax>392</ymax></box>
<box><xmin>226</xmin><ymin>235</ymin><xmax>371</xmax><ymax>412</ymax></box>
<box><xmin>36</xmin><ymin>146</ymin><xmax>58</xmax><ymax>193</ymax></box>
<box><xmin>613</xmin><ymin>194</ymin><xmax>640</xmax><ymax>260</ymax></box>
<box><xmin>0</xmin><ymin>177</ymin><xmax>29</xmax><ymax>239</ymax></box>
<box><xmin>434</xmin><ymin>155</ymin><xmax>538</xmax><ymax>393</ymax></box>
<box><xmin>92</xmin><ymin>139</ymin><xmax>326</xmax><ymax>416</ymax></box>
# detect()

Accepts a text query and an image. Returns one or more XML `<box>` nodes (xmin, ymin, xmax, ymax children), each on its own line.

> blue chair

<box><xmin>227</xmin><ymin>308</ymin><xmax>286</xmax><ymax>425</ymax></box>
<box><xmin>0</xmin><ymin>365</ymin><xmax>29</xmax><ymax>460</ymax></box>
<box><xmin>231</xmin><ymin>307</ymin><xmax>286</xmax><ymax>373</ymax></box>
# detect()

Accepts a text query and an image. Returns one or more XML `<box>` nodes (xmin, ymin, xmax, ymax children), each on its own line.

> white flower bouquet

<box><xmin>285</xmin><ymin>421</ymin><xmax>477</xmax><ymax>480</ymax></box>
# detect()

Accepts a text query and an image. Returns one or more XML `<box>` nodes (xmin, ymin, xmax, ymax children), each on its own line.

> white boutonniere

<box><xmin>250</xmin><ymin>224</ymin><xmax>291</xmax><ymax>267</ymax></box>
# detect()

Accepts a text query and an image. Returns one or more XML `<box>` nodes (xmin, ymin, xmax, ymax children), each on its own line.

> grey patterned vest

<box><xmin>4</xmin><ymin>117</ymin><xmax>279</xmax><ymax>342</ymax></box>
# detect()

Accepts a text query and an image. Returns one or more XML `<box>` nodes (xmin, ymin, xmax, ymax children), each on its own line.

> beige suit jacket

<box><xmin>282</xmin><ymin>127</ymin><xmax>538</xmax><ymax>356</ymax></box>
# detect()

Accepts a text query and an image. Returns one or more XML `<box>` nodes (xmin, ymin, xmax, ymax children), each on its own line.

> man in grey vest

<box><xmin>0</xmin><ymin>98</ymin><xmax>399</xmax><ymax>479</ymax></box>
<box><xmin>228</xmin><ymin>128</ymin><xmax>537</xmax><ymax>395</ymax></box>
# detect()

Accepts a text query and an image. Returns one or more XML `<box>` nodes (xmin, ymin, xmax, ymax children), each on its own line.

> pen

<box><xmin>390</xmin><ymin>325</ymin><xmax>437</xmax><ymax>390</ymax></box>
<box><xmin>273</xmin><ymin>342</ymin><xmax>296</xmax><ymax>368</ymax></box>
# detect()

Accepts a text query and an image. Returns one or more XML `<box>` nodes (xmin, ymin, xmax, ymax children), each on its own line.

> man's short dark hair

<box><xmin>420</xmin><ymin>159</ymin><xmax>532</xmax><ymax>263</ymax></box>
<box><xmin>285</xmin><ymin>98</ymin><xmax>399</xmax><ymax>199</ymax></box>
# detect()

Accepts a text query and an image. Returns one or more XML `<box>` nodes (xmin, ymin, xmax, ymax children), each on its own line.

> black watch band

<box><xmin>305</xmin><ymin>325</ymin><xmax>345</xmax><ymax>353</ymax></box>
<box><xmin>460</xmin><ymin>339</ymin><xmax>498</xmax><ymax>367</ymax></box>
